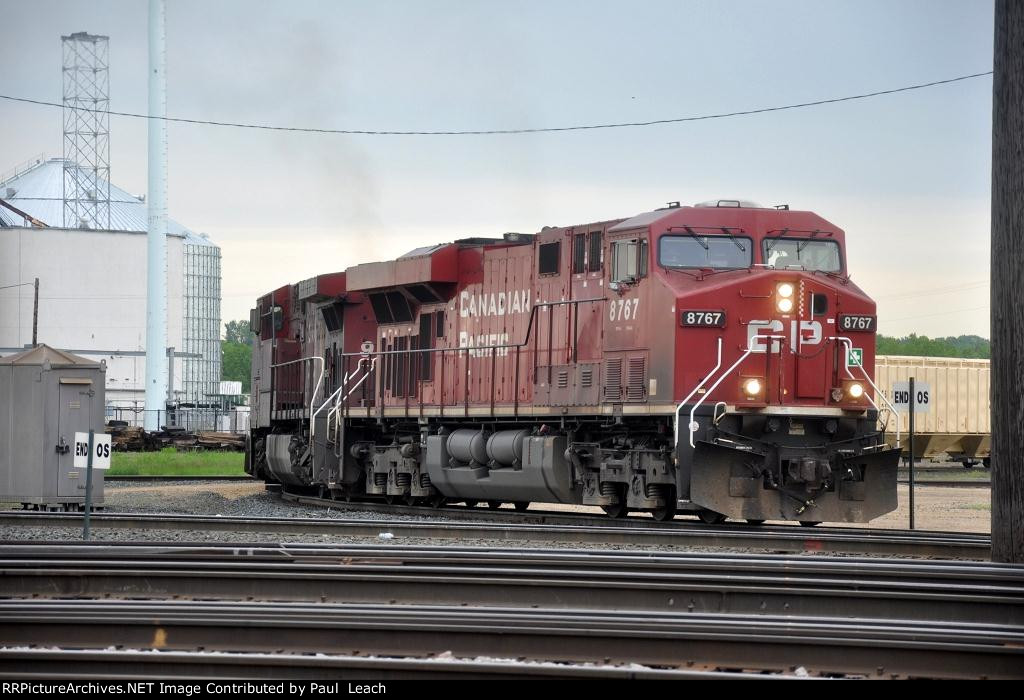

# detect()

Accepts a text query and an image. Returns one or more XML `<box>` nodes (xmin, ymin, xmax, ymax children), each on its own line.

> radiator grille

<box><xmin>626</xmin><ymin>357</ymin><xmax>646</xmax><ymax>401</ymax></box>
<box><xmin>557</xmin><ymin>370</ymin><xmax>569</xmax><ymax>389</ymax></box>
<box><xmin>603</xmin><ymin>358</ymin><xmax>622</xmax><ymax>401</ymax></box>
<box><xmin>580</xmin><ymin>367</ymin><xmax>594</xmax><ymax>388</ymax></box>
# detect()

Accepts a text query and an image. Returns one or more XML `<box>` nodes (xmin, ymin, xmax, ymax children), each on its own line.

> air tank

<box><xmin>486</xmin><ymin>429</ymin><xmax>530</xmax><ymax>467</ymax></box>
<box><xmin>446</xmin><ymin>429</ymin><xmax>489</xmax><ymax>465</ymax></box>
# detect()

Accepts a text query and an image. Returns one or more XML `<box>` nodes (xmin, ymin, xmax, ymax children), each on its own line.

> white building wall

<box><xmin>0</xmin><ymin>227</ymin><xmax>187</xmax><ymax>407</ymax></box>
<box><xmin>183</xmin><ymin>242</ymin><xmax>222</xmax><ymax>406</ymax></box>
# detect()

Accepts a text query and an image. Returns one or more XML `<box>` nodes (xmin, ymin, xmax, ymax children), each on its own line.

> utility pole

<box><xmin>991</xmin><ymin>0</ymin><xmax>1024</xmax><ymax>563</ymax></box>
<box><xmin>31</xmin><ymin>278</ymin><xmax>38</xmax><ymax>346</ymax></box>
<box><xmin>144</xmin><ymin>0</ymin><xmax>168</xmax><ymax>431</ymax></box>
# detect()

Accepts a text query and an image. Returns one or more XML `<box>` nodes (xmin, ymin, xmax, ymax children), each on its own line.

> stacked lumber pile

<box><xmin>197</xmin><ymin>431</ymin><xmax>246</xmax><ymax>451</ymax></box>
<box><xmin>105</xmin><ymin>423</ymin><xmax>246</xmax><ymax>452</ymax></box>
<box><xmin>106</xmin><ymin>423</ymin><xmax>154</xmax><ymax>451</ymax></box>
<box><xmin>153</xmin><ymin>426</ymin><xmax>199</xmax><ymax>450</ymax></box>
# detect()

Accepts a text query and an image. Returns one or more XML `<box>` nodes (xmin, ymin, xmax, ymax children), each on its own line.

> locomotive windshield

<box><xmin>658</xmin><ymin>235</ymin><xmax>752</xmax><ymax>269</ymax></box>
<box><xmin>763</xmin><ymin>239</ymin><xmax>842</xmax><ymax>272</ymax></box>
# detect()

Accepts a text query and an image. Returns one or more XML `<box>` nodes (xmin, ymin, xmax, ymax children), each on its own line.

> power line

<box><xmin>884</xmin><ymin>304</ymin><xmax>990</xmax><ymax>323</ymax></box>
<box><xmin>876</xmin><ymin>279</ymin><xmax>989</xmax><ymax>301</ymax></box>
<box><xmin>0</xmin><ymin>71</ymin><xmax>992</xmax><ymax>136</ymax></box>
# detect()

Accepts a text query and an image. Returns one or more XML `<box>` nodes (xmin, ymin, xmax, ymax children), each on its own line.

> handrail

<box><xmin>339</xmin><ymin>298</ymin><xmax>607</xmax><ymax>362</ymax></box>
<box><xmin>312</xmin><ymin>380</ymin><xmax>348</xmax><ymax>442</ymax></box>
<box><xmin>673</xmin><ymin>338</ymin><xmax>722</xmax><ymax>448</ymax></box>
<box><xmin>333</xmin><ymin>297</ymin><xmax>606</xmax><ymax>413</ymax></box>
<box><xmin>830</xmin><ymin>336</ymin><xmax>900</xmax><ymax>446</ymax></box>
<box><xmin>270</xmin><ymin>356</ymin><xmax>324</xmax><ymax>425</ymax></box>
<box><xmin>329</xmin><ymin>358</ymin><xmax>376</xmax><ymax>454</ymax></box>
<box><xmin>688</xmin><ymin>335</ymin><xmax>785</xmax><ymax>448</ymax></box>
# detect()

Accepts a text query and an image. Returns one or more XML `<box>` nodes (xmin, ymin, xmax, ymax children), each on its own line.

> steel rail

<box><xmin>2</xmin><ymin>543</ymin><xmax>1020</xmax><ymax>624</ymax></box>
<box><xmin>897</xmin><ymin>479</ymin><xmax>991</xmax><ymax>489</ymax></box>
<box><xmin>279</xmin><ymin>489</ymin><xmax>994</xmax><ymax>543</ymax></box>
<box><xmin>1</xmin><ymin>600</ymin><xmax>1020</xmax><ymax>679</ymax></box>
<box><xmin>0</xmin><ymin>509</ymin><xmax>991</xmax><ymax>559</ymax></box>
<box><xmin>102</xmin><ymin>475</ymin><xmax>254</xmax><ymax>482</ymax></box>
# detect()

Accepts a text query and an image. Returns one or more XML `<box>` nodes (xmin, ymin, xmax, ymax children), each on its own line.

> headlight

<box><xmin>848</xmin><ymin>382</ymin><xmax>864</xmax><ymax>398</ymax></box>
<box><xmin>777</xmin><ymin>282</ymin><xmax>794</xmax><ymax>298</ymax></box>
<box><xmin>776</xmin><ymin>297</ymin><xmax>794</xmax><ymax>313</ymax></box>
<box><xmin>742</xmin><ymin>378</ymin><xmax>762</xmax><ymax>396</ymax></box>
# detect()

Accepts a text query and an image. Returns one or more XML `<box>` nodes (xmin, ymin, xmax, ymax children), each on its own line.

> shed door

<box><xmin>56</xmin><ymin>382</ymin><xmax>94</xmax><ymax>498</ymax></box>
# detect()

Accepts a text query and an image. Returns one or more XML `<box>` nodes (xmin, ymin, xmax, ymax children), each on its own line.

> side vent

<box><xmin>580</xmin><ymin>367</ymin><xmax>593</xmax><ymax>388</ymax></box>
<box><xmin>603</xmin><ymin>358</ymin><xmax>622</xmax><ymax>401</ymax></box>
<box><xmin>557</xmin><ymin>370</ymin><xmax>569</xmax><ymax>389</ymax></box>
<box><xmin>626</xmin><ymin>357</ymin><xmax>646</xmax><ymax>401</ymax></box>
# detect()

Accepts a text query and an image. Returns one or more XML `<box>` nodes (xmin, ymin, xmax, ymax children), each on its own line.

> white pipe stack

<box><xmin>144</xmin><ymin>0</ymin><xmax>167</xmax><ymax>430</ymax></box>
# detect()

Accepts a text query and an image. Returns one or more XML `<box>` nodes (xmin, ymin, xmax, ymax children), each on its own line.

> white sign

<box><xmin>73</xmin><ymin>432</ymin><xmax>112</xmax><ymax>469</ymax></box>
<box><xmin>892</xmin><ymin>382</ymin><xmax>931</xmax><ymax>413</ymax></box>
<box><xmin>218</xmin><ymin>380</ymin><xmax>243</xmax><ymax>396</ymax></box>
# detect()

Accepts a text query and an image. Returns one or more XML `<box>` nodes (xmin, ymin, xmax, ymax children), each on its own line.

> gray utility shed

<box><xmin>0</xmin><ymin>345</ymin><xmax>106</xmax><ymax>507</ymax></box>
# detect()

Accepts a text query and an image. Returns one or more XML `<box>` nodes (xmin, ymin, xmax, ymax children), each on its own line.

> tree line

<box><xmin>221</xmin><ymin>319</ymin><xmax>253</xmax><ymax>393</ymax></box>
<box><xmin>876</xmin><ymin>334</ymin><xmax>990</xmax><ymax>359</ymax></box>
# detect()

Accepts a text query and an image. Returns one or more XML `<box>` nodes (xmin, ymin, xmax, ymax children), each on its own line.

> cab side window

<box><xmin>610</xmin><ymin>238</ymin><xmax>648</xmax><ymax>283</ymax></box>
<box><xmin>538</xmin><ymin>242</ymin><xmax>561</xmax><ymax>275</ymax></box>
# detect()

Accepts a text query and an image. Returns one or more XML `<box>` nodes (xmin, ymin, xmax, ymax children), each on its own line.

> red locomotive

<box><xmin>246</xmin><ymin>200</ymin><xmax>900</xmax><ymax>524</ymax></box>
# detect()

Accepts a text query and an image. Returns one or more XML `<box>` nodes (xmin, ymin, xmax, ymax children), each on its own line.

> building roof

<box><xmin>0</xmin><ymin>344</ymin><xmax>101</xmax><ymax>368</ymax></box>
<box><xmin>0</xmin><ymin>157</ymin><xmax>215</xmax><ymax>247</ymax></box>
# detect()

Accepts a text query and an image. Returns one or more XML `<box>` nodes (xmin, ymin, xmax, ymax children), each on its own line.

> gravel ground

<box><xmin>0</xmin><ymin>481</ymin><xmax>732</xmax><ymax>552</ymax></box>
<box><xmin>0</xmin><ymin>479</ymin><xmax>990</xmax><ymax>549</ymax></box>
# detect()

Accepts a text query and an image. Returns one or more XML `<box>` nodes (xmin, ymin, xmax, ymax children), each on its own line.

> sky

<box><xmin>0</xmin><ymin>0</ymin><xmax>995</xmax><ymax>337</ymax></box>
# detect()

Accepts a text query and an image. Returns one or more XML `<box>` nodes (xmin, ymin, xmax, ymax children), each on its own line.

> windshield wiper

<box><xmin>796</xmin><ymin>229</ymin><xmax>822</xmax><ymax>254</ymax></box>
<box><xmin>680</xmin><ymin>226</ymin><xmax>709</xmax><ymax>250</ymax></box>
<box><xmin>719</xmin><ymin>226</ymin><xmax>746</xmax><ymax>252</ymax></box>
<box><xmin>764</xmin><ymin>228</ymin><xmax>791</xmax><ymax>254</ymax></box>
<box><xmin>813</xmin><ymin>268</ymin><xmax>847</xmax><ymax>282</ymax></box>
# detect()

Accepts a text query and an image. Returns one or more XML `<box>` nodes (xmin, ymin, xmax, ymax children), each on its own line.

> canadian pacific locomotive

<box><xmin>246</xmin><ymin>200</ymin><xmax>900</xmax><ymax>524</ymax></box>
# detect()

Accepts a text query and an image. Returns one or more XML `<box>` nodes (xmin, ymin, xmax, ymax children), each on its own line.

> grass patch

<box><xmin>965</xmin><ymin>503</ymin><xmax>991</xmax><ymax>512</ymax></box>
<box><xmin>109</xmin><ymin>448</ymin><xmax>245</xmax><ymax>476</ymax></box>
<box><xmin>899</xmin><ymin>469</ymin><xmax>991</xmax><ymax>482</ymax></box>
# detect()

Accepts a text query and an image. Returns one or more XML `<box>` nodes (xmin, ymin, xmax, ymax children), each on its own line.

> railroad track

<box><xmin>103</xmin><ymin>475</ymin><xmax>254</xmax><ymax>482</ymax></box>
<box><xmin>0</xmin><ymin>540</ymin><xmax>1019</xmax><ymax>679</ymax></box>
<box><xmin>897</xmin><ymin>479</ymin><xmax>991</xmax><ymax>488</ymax></box>
<box><xmin>1</xmin><ymin>543</ymin><xmax>1021</xmax><ymax>679</ymax></box>
<box><xmin>0</xmin><ymin>508</ymin><xmax>991</xmax><ymax>558</ymax></box>
<box><xmin>0</xmin><ymin>542</ymin><xmax>1016</xmax><ymax>620</ymax></box>
<box><xmin>3</xmin><ymin>600</ymin><xmax>1020</xmax><ymax>679</ymax></box>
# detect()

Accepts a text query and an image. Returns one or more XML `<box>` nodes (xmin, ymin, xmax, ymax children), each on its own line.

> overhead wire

<box><xmin>876</xmin><ymin>280</ymin><xmax>989</xmax><ymax>302</ymax></box>
<box><xmin>0</xmin><ymin>71</ymin><xmax>993</xmax><ymax>136</ymax></box>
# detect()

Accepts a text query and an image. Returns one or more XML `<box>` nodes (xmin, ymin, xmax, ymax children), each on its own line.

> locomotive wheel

<box><xmin>601</xmin><ymin>502</ymin><xmax>629</xmax><ymax>519</ymax></box>
<box><xmin>463</xmin><ymin>500</ymin><xmax>479</xmax><ymax>508</ymax></box>
<box><xmin>384</xmin><ymin>495</ymin><xmax>396</xmax><ymax>505</ymax></box>
<box><xmin>405</xmin><ymin>495</ymin><xmax>419</xmax><ymax>506</ymax></box>
<box><xmin>513</xmin><ymin>501</ymin><xmax>530</xmax><ymax>512</ymax></box>
<box><xmin>651</xmin><ymin>487</ymin><xmax>677</xmax><ymax>522</ymax></box>
<box><xmin>487</xmin><ymin>500</ymin><xmax>503</xmax><ymax>510</ymax></box>
<box><xmin>600</xmin><ymin>484</ymin><xmax>629</xmax><ymax>519</ymax></box>
<box><xmin>427</xmin><ymin>494</ymin><xmax>446</xmax><ymax>508</ymax></box>
<box><xmin>698</xmin><ymin>509</ymin><xmax>727</xmax><ymax>525</ymax></box>
<box><xmin>799</xmin><ymin>520</ymin><xmax>822</xmax><ymax>527</ymax></box>
<box><xmin>746</xmin><ymin>519</ymin><xmax>766</xmax><ymax>526</ymax></box>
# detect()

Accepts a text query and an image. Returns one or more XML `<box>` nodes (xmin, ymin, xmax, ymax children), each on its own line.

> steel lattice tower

<box><xmin>62</xmin><ymin>32</ymin><xmax>111</xmax><ymax>230</ymax></box>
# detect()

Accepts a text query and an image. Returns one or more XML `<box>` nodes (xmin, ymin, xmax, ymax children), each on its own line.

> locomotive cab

<box><xmin>652</xmin><ymin>202</ymin><xmax>901</xmax><ymax>523</ymax></box>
